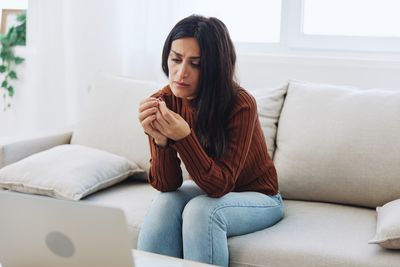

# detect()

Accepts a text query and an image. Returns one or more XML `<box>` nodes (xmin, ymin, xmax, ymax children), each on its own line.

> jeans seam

<box><xmin>208</xmin><ymin>201</ymin><xmax>283</xmax><ymax>264</ymax></box>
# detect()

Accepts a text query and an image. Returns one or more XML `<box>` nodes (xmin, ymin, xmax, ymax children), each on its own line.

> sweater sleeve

<box><xmin>148</xmin><ymin>136</ymin><xmax>183</xmax><ymax>191</ymax></box>
<box><xmin>170</xmin><ymin>91</ymin><xmax>257</xmax><ymax>197</ymax></box>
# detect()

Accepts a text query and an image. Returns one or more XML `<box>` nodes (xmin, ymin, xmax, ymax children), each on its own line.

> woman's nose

<box><xmin>177</xmin><ymin>64</ymin><xmax>189</xmax><ymax>80</ymax></box>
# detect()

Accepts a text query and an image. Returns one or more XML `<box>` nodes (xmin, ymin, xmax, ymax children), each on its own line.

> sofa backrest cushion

<box><xmin>274</xmin><ymin>80</ymin><xmax>400</xmax><ymax>208</ymax></box>
<box><xmin>70</xmin><ymin>72</ymin><xmax>162</xmax><ymax>175</ymax></box>
<box><xmin>249</xmin><ymin>84</ymin><xmax>288</xmax><ymax>159</ymax></box>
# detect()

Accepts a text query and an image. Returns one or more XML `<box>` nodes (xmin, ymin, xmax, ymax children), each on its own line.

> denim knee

<box><xmin>182</xmin><ymin>196</ymin><xmax>223</xmax><ymax>226</ymax></box>
<box><xmin>150</xmin><ymin>191</ymin><xmax>191</xmax><ymax>218</ymax></box>
<box><xmin>182</xmin><ymin>195</ymin><xmax>229</xmax><ymax>247</ymax></box>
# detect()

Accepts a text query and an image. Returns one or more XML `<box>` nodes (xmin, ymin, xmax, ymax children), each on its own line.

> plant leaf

<box><xmin>14</xmin><ymin>57</ymin><xmax>24</xmax><ymax>64</ymax></box>
<box><xmin>15</xmin><ymin>39</ymin><xmax>26</xmax><ymax>46</ymax></box>
<box><xmin>8</xmin><ymin>71</ymin><xmax>17</xmax><ymax>79</ymax></box>
<box><xmin>9</xmin><ymin>30</ymin><xmax>18</xmax><ymax>44</ymax></box>
<box><xmin>0</xmin><ymin>10</ymin><xmax>26</xmax><ymax>101</ymax></box>
<box><xmin>2</xmin><ymin>50</ymin><xmax>13</xmax><ymax>61</ymax></box>
<box><xmin>16</xmin><ymin>12</ymin><xmax>26</xmax><ymax>22</ymax></box>
<box><xmin>1</xmin><ymin>80</ymin><xmax>8</xmax><ymax>88</ymax></box>
<box><xmin>8</xmin><ymin>86</ymin><xmax>14</xmax><ymax>97</ymax></box>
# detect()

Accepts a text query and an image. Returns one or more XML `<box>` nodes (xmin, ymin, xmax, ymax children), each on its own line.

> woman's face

<box><xmin>167</xmin><ymin>37</ymin><xmax>200</xmax><ymax>100</ymax></box>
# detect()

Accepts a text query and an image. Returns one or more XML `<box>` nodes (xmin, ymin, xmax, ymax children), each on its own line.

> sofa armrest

<box><xmin>0</xmin><ymin>131</ymin><xmax>73</xmax><ymax>168</ymax></box>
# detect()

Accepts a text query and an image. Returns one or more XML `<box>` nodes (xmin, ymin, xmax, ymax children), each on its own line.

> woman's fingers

<box><xmin>158</xmin><ymin>100</ymin><xmax>177</xmax><ymax>123</ymax></box>
<box><xmin>141</xmin><ymin>114</ymin><xmax>156</xmax><ymax>131</ymax></box>
<box><xmin>139</xmin><ymin>97</ymin><xmax>156</xmax><ymax>106</ymax></box>
<box><xmin>138</xmin><ymin>97</ymin><xmax>171</xmax><ymax>143</ymax></box>
<box><xmin>142</xmin><ymin>114</ymin><xmax>164</xmax><ymax>139</ymax></box>
<box><xmin>156</xmin><ymin>109</ymin><xmax>169</xmax><ymax>126</ymax></box>
<box><xmin>138</xmin><ymin>97</ymin><xmax>159</xmax><ymax>124</ymax></box>
<box><xmin>139</xmin><ymin>97</ymin><xmax>158</xmax><ymax>113</ymax></box>
<box><xmin>138</xmin><ymin>107</ymin><xmax>158</xmax><ymax>122</ymax></box>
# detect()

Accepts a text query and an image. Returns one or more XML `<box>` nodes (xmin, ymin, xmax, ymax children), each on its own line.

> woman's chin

<box><xmin>171</xmin><ymin>88</ymin><xmax>190</xmax><ymax>99</ymax></box>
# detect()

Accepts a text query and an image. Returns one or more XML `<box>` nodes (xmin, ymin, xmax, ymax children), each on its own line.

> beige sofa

<box><xmin>1</xmin><ymin>72</ymin><xmax>400</xmax><ymax>266</ymax></box>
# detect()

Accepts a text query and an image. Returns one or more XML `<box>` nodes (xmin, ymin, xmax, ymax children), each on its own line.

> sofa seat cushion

<box><xmin>228</xmin><ymin>200</ymin><xmax>400</xmax><ymax>267</ymax></box>
<box><xmin>83</xmin><ymin>180</ymin><xmax>158</xmax><ymax>248</ymax></box>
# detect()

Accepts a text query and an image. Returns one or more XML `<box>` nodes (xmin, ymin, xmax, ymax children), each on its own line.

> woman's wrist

<box><xmin>154</xmin><ymin>137</ymin><xmax>168</xmax><ymax>147</ymax></box>
<box><xmin>173</xmin><ymin>128</ymin><xmax>191</xmax><ymax>142</ymax></box>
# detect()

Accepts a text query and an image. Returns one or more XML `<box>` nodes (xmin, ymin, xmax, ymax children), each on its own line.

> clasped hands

<box><xmin>138</xmin><ymin>97</ymin><xmax>191</xmax><ymax>147</ymax></box>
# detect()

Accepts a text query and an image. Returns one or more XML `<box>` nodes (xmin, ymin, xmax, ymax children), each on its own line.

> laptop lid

<box><xmin>0</xmin><ymin>191</ymin><xmax>134</xmax><ymax>267</ymax></box>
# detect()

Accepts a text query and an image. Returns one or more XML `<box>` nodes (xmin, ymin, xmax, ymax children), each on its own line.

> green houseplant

<box><xmin>0</xmin><ymin>11</ymin><xmax>26</xmax><ymax>111</ymax></box>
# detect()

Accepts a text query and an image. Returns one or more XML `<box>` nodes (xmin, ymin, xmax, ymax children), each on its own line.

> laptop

<box><xmin>0</xmin><ymin>190</ymin><xmax>134</xmax><ymax>267</ymax></box>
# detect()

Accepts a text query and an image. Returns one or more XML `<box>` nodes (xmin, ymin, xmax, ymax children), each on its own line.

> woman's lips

<box><xmin>175</xmin><ymin>81</ymin><xmax>190</xmax><ymax>87</ymax></box>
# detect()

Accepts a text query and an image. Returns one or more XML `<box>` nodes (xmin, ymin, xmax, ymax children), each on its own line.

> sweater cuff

<box><xmin>152</xmin><ymin>139</ymin><xmax>177</xmax><ymax>170</ymax></box>
<box><xmin>152</xmin><ymin>137</ymin><xmax>175</xmax><ymax>149</ymax></box>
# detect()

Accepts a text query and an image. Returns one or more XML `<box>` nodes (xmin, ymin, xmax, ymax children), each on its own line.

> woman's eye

<box><xmin>171</xmin><ymin>58</ymin><xmax>181</xmax><ymax>63</ymax></box>
<box><xmin>191</xmin><ymin>61</ymin><xmax>200</xmax><ymax>67</ymax></box>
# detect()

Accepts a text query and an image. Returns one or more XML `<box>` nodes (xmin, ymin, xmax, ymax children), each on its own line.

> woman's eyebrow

<box><xmin>171</xmin><ymin>50</ymin><xmax>200</xmax><ymax>59</ymax></box>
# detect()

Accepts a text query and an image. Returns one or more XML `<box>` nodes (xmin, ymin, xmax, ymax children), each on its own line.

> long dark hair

<box><xmin>161</xmin><ymin>15</ymin><xmax>237</xmax><ymax>159</ymax></box>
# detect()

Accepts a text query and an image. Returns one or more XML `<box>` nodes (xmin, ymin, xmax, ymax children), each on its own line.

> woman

<box><xmin>137</xmin><ymin>15</ymin><xmax>284</xmax><ymax>267</ymax></box>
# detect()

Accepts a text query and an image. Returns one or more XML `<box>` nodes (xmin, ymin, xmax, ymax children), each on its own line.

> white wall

<box><xmin>116</xmin><ymin>0</ymin><xmax>176</xmax><ymax>82</ymax></box>
<box><xmin>61</xmin><ymin>0</ymin><xmax>127</xmax><ymax>125</ymax></box>
<box><xmin>236</xmin><ymin>54</ymin><xmax>400</xmax><ymax>90</ymax></box>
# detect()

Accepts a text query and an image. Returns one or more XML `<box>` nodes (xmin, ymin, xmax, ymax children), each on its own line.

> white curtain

<box><xmin>30</xmin><ymin>0</ymin><xmax>127</xmax><ymax>131</ymax></box>
<box><xmin>0</xmin><ymin>0</ymin><xmax>177</xmax><ymax>137</ymax></box>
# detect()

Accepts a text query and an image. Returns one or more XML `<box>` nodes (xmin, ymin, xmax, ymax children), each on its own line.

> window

<box><xmin>285</xmin><ymin>0</ymin><xmax>400</xmax><ymax>53</ymax></box>
<box><xmin>303</xmin><ymin>0</ymin><xmax>400</xmax><ymax>38</ymax></box>
<box><xmin>175</xmin><ymin>0</ymin><xmax>282</xmax><ymax>43</ymax></box>
<box><xmin>168</xmin><ymin>0</ymin><xmax>400</xmax><ymax>55</ymax></box>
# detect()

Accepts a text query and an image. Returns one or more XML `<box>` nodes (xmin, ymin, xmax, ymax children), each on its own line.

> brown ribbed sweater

<box><xmin>148</xmin><ymin>85</ymin><xmax>278</xmax><ymax>198</ymax></box>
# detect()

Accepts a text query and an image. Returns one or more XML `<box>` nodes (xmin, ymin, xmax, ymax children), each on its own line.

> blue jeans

<box><xmin>137</xmin><ymin>180</ymin><xmax>284</xmax><ymax>267</ymax></box>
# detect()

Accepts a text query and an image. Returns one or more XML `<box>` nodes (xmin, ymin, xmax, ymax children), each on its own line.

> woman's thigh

<box><xmin>183</xmin><ymin>191</ymin><xmax>284</xmax><ymax>236</ymax></box>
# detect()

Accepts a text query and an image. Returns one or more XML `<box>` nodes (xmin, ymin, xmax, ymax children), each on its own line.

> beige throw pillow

<box><xmin>369</xmin><ymin>199</ymin><xmax>400</xmax><ymax>249</ymax></box>
<box><xmin>0</xmin><ymin>144</ymin><xmax>142</xmax><ymax>200</ymax></box>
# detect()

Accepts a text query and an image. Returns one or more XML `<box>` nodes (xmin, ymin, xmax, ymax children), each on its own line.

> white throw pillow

<box><xmin>0</xmin><ymin>144</ymin><xmax>142</xmax><ymax>200</ymax></box>
<box><xmin>274</xmin><ymin>80</ymin><xmax>400</xmax><ymax>208</ymax></box>
<box><xmin>249</xmin><ymin>84</ymin><xmax>288</xmax><ymax>158</ymax></box>
<box><xmin>369</xmin><ymin>199</ymin><xmax>400</xmax><ymax>249</ymax></box>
